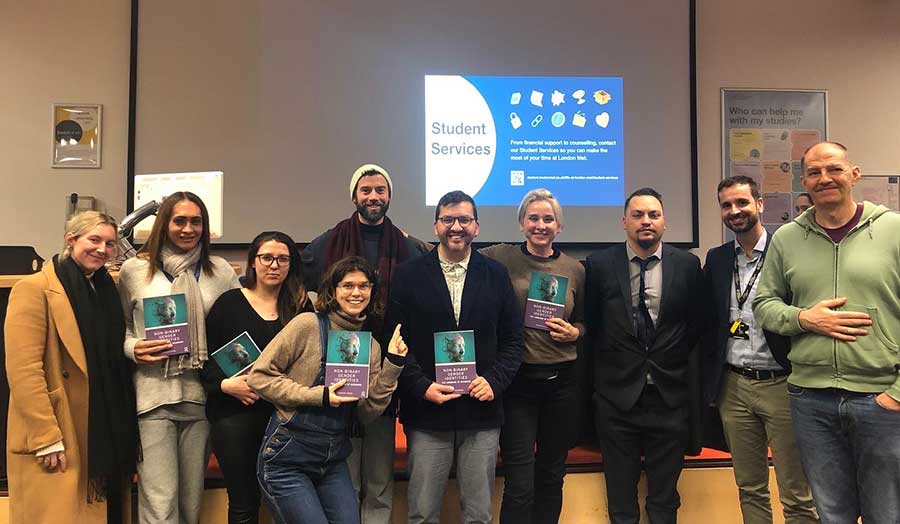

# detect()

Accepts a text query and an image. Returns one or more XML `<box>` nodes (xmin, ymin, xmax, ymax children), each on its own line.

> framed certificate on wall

<box><xmin>52</xmin><ymin>103</ymin><xmax>102</xmax><ymax>168</ymax></box>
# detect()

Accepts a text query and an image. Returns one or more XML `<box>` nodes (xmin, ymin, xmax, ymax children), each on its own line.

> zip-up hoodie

<box><xmin>753</xmin><ymin>201</ymin><xmax>900</xmax><ymax>402</ymax></box>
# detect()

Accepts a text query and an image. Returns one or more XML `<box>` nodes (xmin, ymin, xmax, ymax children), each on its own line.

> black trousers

<box><xmin>210</xmin><ymin>407</ymin><xmax>272</xmax><ymax>524</ymax></box>
<box><xmin>499</xmin><ymin>362</ymin><xmax>577</xmax><ymax>524</ymax></box>
<box><xmin>594</xmin><ymin>385</ymin><xmax>688</xmax><ymax>524</ymax></box>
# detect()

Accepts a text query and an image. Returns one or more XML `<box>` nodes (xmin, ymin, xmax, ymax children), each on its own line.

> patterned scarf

<box><xmin>160</xmin><ymin>245</ymin><xmax>207</xmax><ymax>376</ymax></box>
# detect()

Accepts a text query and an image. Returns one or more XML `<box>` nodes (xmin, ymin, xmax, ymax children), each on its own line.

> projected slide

<box><xmin>425</xmin><ymin>75</ymin><xmax>624</xmax><ymax>206</ymax></box>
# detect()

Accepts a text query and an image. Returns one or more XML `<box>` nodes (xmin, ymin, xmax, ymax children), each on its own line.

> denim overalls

<box><xmin>257</xmin><ymin>314</ymin><xmax>361</xmax><ymax>524</ymax></box>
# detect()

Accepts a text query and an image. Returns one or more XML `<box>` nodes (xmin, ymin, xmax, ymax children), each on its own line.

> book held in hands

<box><xmin>325</xmin><ymin>330</ymin><xmax>372</xmax><ymax>398</ymax></box>
<box><xmin>523</xmin><ymin>271</ymin><xmax>568</xmax><ymax>330</ymax></box>
<box><xmin>210</xmin><ymin>331</ymin><xmax>262</xmax><ymax>377</ymax></box>
<box><xmin>434</xmin><ymin>329</ymin><xmax>476</xmax><ymax>394</ymax></box>
<box><xmin>142</xmin><ymin>293</ymin><xmax>190</xmax><ymax>356</ymax></box>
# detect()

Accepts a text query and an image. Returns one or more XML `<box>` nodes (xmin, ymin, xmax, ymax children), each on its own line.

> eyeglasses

<box><xmin>437</xmin><ymin>215</ymin><xmax>476</xmax><ymax>226</ymax></box>
<box><xmin>256</xmin><ymin>254</ymin><xmax>291</xmax><ymax>267</ymax></box>
<box><xmin>337</xmin><ymin>282</ymin><xmax>374</xmax><ymax>292</ymax></box>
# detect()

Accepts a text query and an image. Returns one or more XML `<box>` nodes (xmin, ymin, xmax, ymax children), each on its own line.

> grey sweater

<box><xmin>118</xmin><ymin>256</ymin><xmax>240</xmax><ymax>414</ymax></box>
<box><xmin>248</xmin><ymin>310</ymin><xmax>403</xmax><ymax>423</ymax></box>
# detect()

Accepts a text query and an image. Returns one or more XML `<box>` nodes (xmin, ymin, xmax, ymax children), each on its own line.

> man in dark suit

<box><xmin>584</xmin><ymin>187</ymin><xmax>705</xmax><ymax>524</ymax></box>
<box><xmin>703</xmin><ymin>176</ymin><xmax>817</xmax><ymax>524</ymax></box>
<box><xmin>385</xmin><ymin>190</ymin><xmax>524</xmax><ymax>524</ymax></box>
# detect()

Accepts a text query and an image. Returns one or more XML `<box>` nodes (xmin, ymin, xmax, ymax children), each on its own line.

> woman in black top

<box><xmin>202</xmin><ymin>231</ymin><xmax>311</xmax><ymax>524</ymax></box>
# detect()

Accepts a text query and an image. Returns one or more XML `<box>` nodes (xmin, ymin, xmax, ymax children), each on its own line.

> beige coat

<box><xmin>4</xmin><ymin>263</ymin><xmax>127</xmax><ymax>523</ymax></box>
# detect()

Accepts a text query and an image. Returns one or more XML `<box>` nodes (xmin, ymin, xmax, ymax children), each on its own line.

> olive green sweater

<box><xmin>753</xmin><ymin>202</ymin><xmax>900</xmax><ymax>401</ymax></box>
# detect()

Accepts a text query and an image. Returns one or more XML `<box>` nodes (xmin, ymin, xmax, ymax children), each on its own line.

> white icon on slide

<box><xmin>572</xmin><ymin>89</ymin><xmax>586</xmax><ymax>105</ymax></box>
<box><xmin>530</xmin><ymin>90</ymin><xmax>544</xmax><ymax>107</ymax></box>
<box><xmin>551</xmin><ymin>90</ymin><xmax>565</xmax><ymax>106</ymax></box>
<box><xmin>510</xmin><ymin>112</ymin><xmax>523</xmax><ymax>129</ymax></box>
<box><xmin>510</xmin><ymin>92</ymin><xmax>521</xmax><ymax>105</ymax></box>
<box><xmin>551</xmin><ymin>112</ymin><xmax>565</xmax><ymax>128</ymax></box>
<box><xmin>596</xmin><ymin>112</ymin><xmax>610</xmax><ymax>128</ymax></box>
<box><xmin>531</xmin><ymin>114</ymin><xmax>543</xmax><ymax>128</ymax></box>
<box><xmin>572</xmin><ymin>111</ymin><xmax>587</xmax><ymax>128</ymax></box>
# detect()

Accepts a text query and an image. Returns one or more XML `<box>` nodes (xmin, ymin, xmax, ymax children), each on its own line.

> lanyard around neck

<box><xmin>162</xmin><ymin>263</ymin><xmax>201</xmax><ymax>284</ymax></box>
<box><xmin>733</xmin><ymin>251</ymin><xmax>764</xmax><ymax>311</ymax></box>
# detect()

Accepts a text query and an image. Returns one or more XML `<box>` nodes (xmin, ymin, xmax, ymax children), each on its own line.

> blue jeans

<box><xmin>257</xmin><ymin>413</ymin><xmax>359</xmax><ymax>524</ymax></box>
<box><xmin>789</xmin><ymin>384</ymin><xmax>900</xmax><ymax>524</ymax></box>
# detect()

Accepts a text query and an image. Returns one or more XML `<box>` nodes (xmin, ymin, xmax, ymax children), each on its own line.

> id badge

<box><xmin>728</xmin><ymin>320</ymin><xmax>750</xmax><ymax>340</ymax></box>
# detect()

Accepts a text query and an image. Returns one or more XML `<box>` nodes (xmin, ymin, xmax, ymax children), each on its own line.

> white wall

<box><xmin>3</xmin><ymin>0</ymin><xmax>899</xmax><ymax>262</ymax></box>
<box><xmin>0</xmin><ymin>0</ymin><xmax>130</xmax><ymax>259</ymax></box>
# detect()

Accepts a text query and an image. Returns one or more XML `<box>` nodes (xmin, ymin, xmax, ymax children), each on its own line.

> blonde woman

<box><xmin>5</xmin><ymin>211</ymin><xmax>140</xmax><ymax>523</ymax></box>
<box><xmin>480</xmin><ymin>189</ymin><xmax>585</xmax><ymax>524</ymax></box>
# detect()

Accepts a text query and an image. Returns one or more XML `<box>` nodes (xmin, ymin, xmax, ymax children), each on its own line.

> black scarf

<box><xmin>54</xmin><ymin>256</ymin><xmax>140</xmax><ymax>519</ymax></box>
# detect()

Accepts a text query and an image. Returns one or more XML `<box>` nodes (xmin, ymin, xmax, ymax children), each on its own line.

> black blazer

<box><xmin>701</xmin><ymin>236</ymin><xmax>791</xmax><ymax>405</ymax></box>
<box><xmin>584</xmin><ymin>243</ymin><xmax>706</xmax><ymax>415</ymax></box>
<box><xmin>385</xmin><ymin>249</ymin><xmax>525</xmax><ymax>431</ymax></box>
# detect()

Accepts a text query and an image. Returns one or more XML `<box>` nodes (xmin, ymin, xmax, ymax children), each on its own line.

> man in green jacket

<box><xmin>753</xmin><ymin>141</ymin><xmax>900</xmax><ymax>524</ymax></box>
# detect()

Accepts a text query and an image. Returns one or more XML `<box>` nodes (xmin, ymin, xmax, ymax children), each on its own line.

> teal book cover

<box><xmin>524</xmin><ymin>271</ymin><xmax>568</xmax><ymax>330</ymax></box>
<box><xmin>433</xmin><ymin>329</ymin><xmax>476</xmax><ymax>394</ymax></box>
<box><xmin>210</xmin><ymin>331</ymin><xmax>262</xmax><ymax>377</ymax></box>
<box><xmin>142</xmin><ymin>293</ymin><xmax>190</xmax><ymax>356</ymax></box>
<box><xmin>326</xmin><ymin>330</ymin><xmax>372</xmax><ymax>398</ymax></box>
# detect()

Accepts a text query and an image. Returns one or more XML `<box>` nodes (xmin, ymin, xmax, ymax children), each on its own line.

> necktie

<box><xmin>633</xmin><ymin>256</ymin><xmax>657</xmax><ymax>350</ymax></box>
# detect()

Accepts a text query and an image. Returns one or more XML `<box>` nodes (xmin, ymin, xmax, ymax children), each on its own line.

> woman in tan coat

<box><xmin>5</xmin><ymin>211</ymin><xmax>140</xmax><ymax>523</ymax></box>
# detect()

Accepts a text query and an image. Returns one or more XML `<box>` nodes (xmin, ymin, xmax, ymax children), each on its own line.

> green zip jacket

<box><xmin>753</xmin><ymin>201</ymin><xmax>900</xmax><ymax>402</ymax></box>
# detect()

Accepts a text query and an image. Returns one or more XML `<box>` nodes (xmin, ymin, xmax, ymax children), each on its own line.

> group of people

<box><xmin>4</xmin><ymin>141</ymin><xmax>899</xmax><ymax>524</ymax></box>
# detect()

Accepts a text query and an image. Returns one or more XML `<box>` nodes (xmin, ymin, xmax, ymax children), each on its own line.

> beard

<box><xmin>635</xmin><ymin>229</ymin><xmax>659</xmax><ymax>250</ymax></box>
<box><xmin>726</xmin><ymin>213</ymin><xmax>759</xmax><ymax>234</ymax></box>
<box><xmin>356</xmin><ymin>199</ymin><xmax>389</xmax><ymax>224</ymax></box>
<box><xmin>636</xmin><ymin>236</ymin><xmax>658</xmax><ymax>250</ymax></box>
<box><xmin>440</xmin><ymin>231</ymin><xmax>472</xmax><ymax>252</ymax></box>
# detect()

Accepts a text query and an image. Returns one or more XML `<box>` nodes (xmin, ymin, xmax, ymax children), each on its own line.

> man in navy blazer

<box><xmin>584</xmin><ymin>188</ymin><xmax>706</xmax><ymax>524</ymax></box>
<box><xmin>703</xmin><ymin>175</ymin><xmax>816</xmax><ymax>524</ymax></box>
<box><xmin>385</xmin><ymin>190</ymin><xmax>524</xmax><ymax>524</ymax></box>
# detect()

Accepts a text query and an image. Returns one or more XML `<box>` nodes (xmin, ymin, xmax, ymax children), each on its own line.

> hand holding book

<box><xmin>133</xmin><ymin>338</ymin><xmax>172</xmax><ymax>364</ymax></box>
<box><xmin>424</xmin><ymin>383</ymin><xmax>461</xmax><ymax>405</ymax></box>
<box><xmin>468</xmin><ymin>376</ymin><xmax>494</xmax><ymax>402</ymax></box>
<box><xmin>545</xmin><ymin>318</ymin><xmax>579</xmax><ymax>343</ymax></box>
<box><xmin>328</xmin><ymin>379</ymin><xmax>358</xmax><ymax>406</ymax></box>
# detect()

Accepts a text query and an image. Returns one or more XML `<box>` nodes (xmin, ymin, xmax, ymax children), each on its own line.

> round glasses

<box><xmin>337</xmin><ymin>282</ymin><xmax>373</xmax><ymax>292</ymax></box>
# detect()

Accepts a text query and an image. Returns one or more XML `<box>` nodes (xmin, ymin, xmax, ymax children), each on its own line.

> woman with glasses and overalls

<box><xmin>248</xmin><ymin>256</ymin><xmax>407</xmax><ymax>524</ymax></box>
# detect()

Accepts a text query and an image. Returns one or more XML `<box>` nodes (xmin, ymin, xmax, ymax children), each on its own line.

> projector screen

<box><xmin>425</xmin><ymin>75</ymin><xmax>624</xmax><ymax>207</ymax></box>
<box><xmin>130</xmin><ymin>0</ymin><xmax>696</xmax><ymax>246</ymax></box>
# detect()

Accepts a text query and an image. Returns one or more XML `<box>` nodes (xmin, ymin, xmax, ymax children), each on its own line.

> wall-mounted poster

<box><xmin>721</xmin><ymin>89</ymin><xmax>827</xmax><ymax>236</ymax></box>
<box><xmin>52</xmin><ymin>103</ymin><xmax>102</xmax><ymax>168</ymax></box>
<box><xmin>856</xmin><ymin>175</ymin><xmax>900</xmax><ymax>212</ymax></box>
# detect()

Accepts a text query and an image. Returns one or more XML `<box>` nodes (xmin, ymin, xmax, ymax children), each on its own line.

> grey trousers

<box><xmin>137</xmin><ymin>404</ymin><xmax>210</xmax><ymax>524</ymax></box>
<box><xmin>719</xmin><ymin>371</ymin><xmax>818</xmax><ymax>524</ymax></box>
<box><xmin>348</xmin><ymin>415</ymin><xmax>397</xmax><ymax>524</ymax></box>
<box><xmin>406</xmin><ymin>427</ymin><xmax>500</xmax><ymax>524</ymax></box>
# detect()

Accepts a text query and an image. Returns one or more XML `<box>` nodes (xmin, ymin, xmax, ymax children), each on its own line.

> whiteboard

<box><xmin>133</xmin><ymin>171</ymin><xmax>224</xmax><ymax>240</ymax></box>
